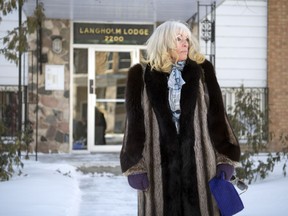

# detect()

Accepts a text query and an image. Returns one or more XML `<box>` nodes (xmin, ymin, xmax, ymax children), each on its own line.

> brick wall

<box><xmin>267</xmin><ymin>0</ymin><xmax>288</xmax><ymax>151</ymax></box>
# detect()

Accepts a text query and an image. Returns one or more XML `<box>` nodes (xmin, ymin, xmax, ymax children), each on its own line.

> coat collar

<box><xmin>182</xmin><ymin>58</ymin><xmax>202</xmax><ymax>84</ymax></box>
<box><xmin>144</xmin><ymin>58</ymin><xmax>202</xmax><ymax>136</ymax></box>
<box><xmin>144</xmin><ymin>58</ymin><xmax>202</xmax><ymax>84</ymax></box>
<box><xmin>144</xmin><ymin>58</ymin><xmax>202</xmax><ymax>92</ymax></box>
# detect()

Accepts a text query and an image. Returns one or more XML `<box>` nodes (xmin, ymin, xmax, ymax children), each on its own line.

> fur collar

<box><xmin>144</xmin><ymin>59</ymin><xmax>203</xmax><ymax>138</ymax></box>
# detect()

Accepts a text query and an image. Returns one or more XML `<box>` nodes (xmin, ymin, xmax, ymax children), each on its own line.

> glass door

<box><xmin>87</xmin><ymin>48</ymin><xmax>140</xmax><ymax>151</ymax></box>
<box><xmin>72</xmin><ymin>47</ymin><xmax>140</xmax><ymax>151</ymax></box>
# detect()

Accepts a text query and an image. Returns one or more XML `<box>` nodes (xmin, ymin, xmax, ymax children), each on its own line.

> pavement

<box><xmin>34</xmin><ymin>152</ymin><xmax>137</xmax><ymax>216</ymax></box>
<box><xmin>36</xmin><ymin>152</ymin><xmax>123</xmax><ymax>175</ymax></box>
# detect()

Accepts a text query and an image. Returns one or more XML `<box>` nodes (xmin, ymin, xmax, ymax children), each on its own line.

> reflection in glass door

<box><xmin>93</xmin><ymin>51</ymin><xmax>132</xmax><ymax>147</ymax></box>
<box><xmin>72</xmin><ymin>48</ymin><xmax>88</xmax><ymax>150</ymax></box>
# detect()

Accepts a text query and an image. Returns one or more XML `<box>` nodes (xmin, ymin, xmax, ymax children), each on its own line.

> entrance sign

<box><xmin>74</xmin><ymin>23</ymin><xmax>154</xmax><ymax>45</ymax></box>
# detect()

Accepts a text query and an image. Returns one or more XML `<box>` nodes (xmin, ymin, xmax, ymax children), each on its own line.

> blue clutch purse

<box><xmin>209</xmin><ymin>172</ymin><xmax>244</xmax><ymax>216</ymax></box>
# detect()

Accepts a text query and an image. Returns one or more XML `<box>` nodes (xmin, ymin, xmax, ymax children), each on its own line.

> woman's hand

<box><xmin>128</xmin><ymin>173</ymin><xmax>149</xmax><ymax>190</ymax></box>
<box><xmin>216</xmin><ymin>164</ymin><xmax>234</xmax><ymax>180</ymax></box>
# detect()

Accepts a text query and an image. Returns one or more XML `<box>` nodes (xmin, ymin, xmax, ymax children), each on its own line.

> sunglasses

<box><xmin>230</xmin><ymin>176</ymin><xmax>248</xmax><ymax>195</ymax></box>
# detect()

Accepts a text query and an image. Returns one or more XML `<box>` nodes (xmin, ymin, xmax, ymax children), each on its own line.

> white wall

<box><xmin>203</xmin><ymin>0</ymin><xmax>268</xmax><ymax>87</ymax></box>
<box><xmin>0</xmin><ymin>10</ymin><xmax>28</xmax><ymax>86</ymax></box>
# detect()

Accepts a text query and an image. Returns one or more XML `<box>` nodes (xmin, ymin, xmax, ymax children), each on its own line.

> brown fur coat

<box><xmin>120</xmin><ymin>58</ymin><xmax>241</xmax><ymax>216</ymax></box>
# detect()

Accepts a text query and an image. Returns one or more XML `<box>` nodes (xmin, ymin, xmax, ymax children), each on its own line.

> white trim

<box><xmin>69</xmin><ymin>20</ymin><xmax>74</xmax><ymax>152</ymax></box>
<box><xmin>72</xmin><ymin>43</ymin><xmax>146</xmax><ymax>50</ymax></box>
<box><xmin>87</xmin><ymin>48</ymin><xmax>96</xmax><ymax>152</ymax></box>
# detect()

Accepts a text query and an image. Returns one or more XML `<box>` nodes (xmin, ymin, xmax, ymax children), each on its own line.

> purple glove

<box><xmin>216</xmin><ymin>164</ymin><xmax>234</xmax><ymax>180</ymax></box>
<box><xmin>128</xmin><ymin>173</ymin><xmax>149</xmax><ymax>190</ymax></box>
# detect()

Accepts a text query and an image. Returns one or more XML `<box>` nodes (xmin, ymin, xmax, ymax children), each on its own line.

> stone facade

<box><xmin>267</xmin><ymin>0</ymin><xmax>288</xmax><ymax>151</ymax></box>
<box><xmin>28</xmin><ymin>19</ymin><xmax>70</xmax><ymax>153</ymax></box>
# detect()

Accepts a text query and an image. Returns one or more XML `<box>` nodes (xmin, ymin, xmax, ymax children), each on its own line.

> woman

<box><xmin>120</xmin><ymin>20</ymin><xmax>241</xmax><ymax>216</ymax></box>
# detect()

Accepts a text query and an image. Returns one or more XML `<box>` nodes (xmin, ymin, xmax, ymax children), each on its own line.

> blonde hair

<box><xmin>145</xmin><ymin>20</ymin><xmax>205</xmax><ymax>72</ymax></box>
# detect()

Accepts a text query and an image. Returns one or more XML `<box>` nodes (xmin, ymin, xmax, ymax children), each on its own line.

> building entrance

<box><xmin>72</xmin><ymin>47</ymin><xmax>141</xmax><ymax>151</ymax></box>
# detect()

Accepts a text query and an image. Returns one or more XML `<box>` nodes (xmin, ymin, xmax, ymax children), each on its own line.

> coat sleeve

<box><xmin>201</xmin><ymin>60</ymin><xmax>241</xmax><ymax>163</ymax></box>
<box><xmin>120</xmin><ymin>64</ymin><xmax>146</xmax><ymax>174</ymax></box>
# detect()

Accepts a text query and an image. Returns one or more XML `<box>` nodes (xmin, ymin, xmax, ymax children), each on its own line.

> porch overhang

<box><xmin>23</xmin><ymin>0</ymin><xmax>224</xmax><ymax>23</ymax></box>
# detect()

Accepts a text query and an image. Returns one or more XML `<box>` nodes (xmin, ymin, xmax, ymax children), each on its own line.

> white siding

<box><xmin>201</xmin><ymin>0</ymin><xmax>267</xmax><ymax>87</ymax></box>
<box><xmin>0</xmin><ymin>10</ymin><xmax>28</xmax><ymax>86</ymax></box>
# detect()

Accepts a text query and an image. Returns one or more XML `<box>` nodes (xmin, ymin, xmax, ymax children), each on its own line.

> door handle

<box><xmin>89</xmin><ymin>79</ymin><xmax>94</xmax><ymax>94</ymax></box>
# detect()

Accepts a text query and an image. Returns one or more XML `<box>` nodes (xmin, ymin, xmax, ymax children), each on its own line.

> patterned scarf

<box><xmin>168</xmin><ymin>61</ymin><xmax>186</xmax><ymax>134</ymax></box>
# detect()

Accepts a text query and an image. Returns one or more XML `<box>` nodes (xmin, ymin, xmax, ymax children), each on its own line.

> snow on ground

<box><xmin>77</xmin><ymin>173</ymin><xmax>136</xmax><ymax>216</ymax></box>
<box><xmin>0</xmin><ymin>160</ymin><xmax>81</xmax><ymax>216</ymax></box>
<box><xmin>0</xmin><ymin>153</ymin><xmax>287</xmax><ymax>216</ymax></box>
<box><xmin>238</xmin><ymin>155</ymin><xmax>288</xmax><ymax>216</ymax></box>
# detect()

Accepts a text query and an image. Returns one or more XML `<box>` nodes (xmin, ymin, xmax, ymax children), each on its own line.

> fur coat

<box><xmin>120</xmin><ymin>58</ymin><xmax>241</xmax><ymax>216</ymax></box>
